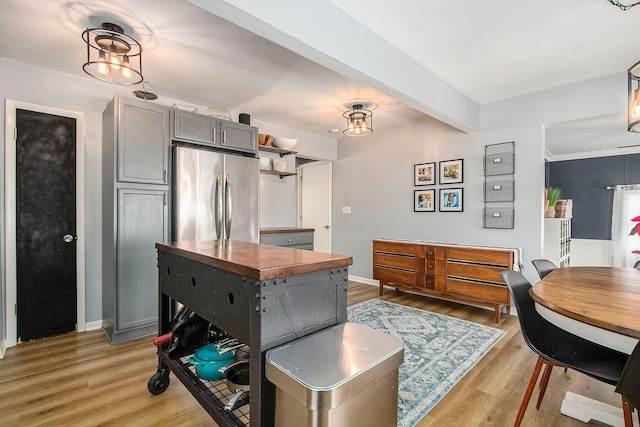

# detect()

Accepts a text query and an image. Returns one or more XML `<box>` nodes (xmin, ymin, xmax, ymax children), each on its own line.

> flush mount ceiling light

<box><xmin>606</xmin><ymin>0</ymin><xmax>640</xmax><ymax>10</ymax></box>
<box><xmin>82</xmin><ymin>22</ymin><xmax>143</xmax><ymax>85</ymax></box>
<box><xmin>342</xmin><ymin>102</ymin><xmax>374</xmax><ymax>136</ymax></box>
<box><xmin>628</xmin><ymin>61</ymin><xmax>640</xmax><ymax>132</ymax></box>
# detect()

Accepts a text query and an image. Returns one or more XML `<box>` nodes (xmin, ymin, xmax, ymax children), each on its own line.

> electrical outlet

<box><xmin>343</xmin><ymin>206</ymin><xmax>351</xmax><ymax>214</ymax></box>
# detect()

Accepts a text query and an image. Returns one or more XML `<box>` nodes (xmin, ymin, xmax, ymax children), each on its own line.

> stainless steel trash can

<box><xmin>265</xmin><ymin>322</ymin><xmax>404</xmax><ymax>427</ymax></box>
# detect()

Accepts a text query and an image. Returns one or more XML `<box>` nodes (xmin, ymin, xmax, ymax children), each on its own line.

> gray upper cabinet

<box><xmin>117</xmin><ymin>99</ymin><xmax>169</xmax><ymax>184</ymax></box>
<box><xmin>173</xmin><ymin>110</ymin><xmax>217</xmax><ymax>145</ymax></box>
<box><xmin>220</xmin><ymin>120</ymin><xmax>257</xmax><ymax>152</ymax></box>
<box><xmin>172</xmin><ymin>109</ymin><xmax>257</xmax><ymax>154</ymax></box>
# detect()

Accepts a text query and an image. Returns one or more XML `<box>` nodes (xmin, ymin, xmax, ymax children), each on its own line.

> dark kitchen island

<box><xmin>152</xmin><ymin>240</ymin><xmax>352</xmax><ymax>427</ymax></box>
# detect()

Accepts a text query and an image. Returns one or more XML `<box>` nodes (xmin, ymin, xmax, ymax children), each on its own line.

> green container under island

<box><xmin>265</xmin><ymin>322</ymin><xmax>405</xmax><ymax>427</ymax></box>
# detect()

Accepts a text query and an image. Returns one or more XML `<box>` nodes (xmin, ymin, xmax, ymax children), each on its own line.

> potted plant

<box><xmin>545</xmin><ymin>187</ymin><xmax>561</xmax><ymax>218</ymax></box>
<box><xmin>630</xmin><ymin>215</ymin><xmax>640</xmax><ymax>256</ymax></box>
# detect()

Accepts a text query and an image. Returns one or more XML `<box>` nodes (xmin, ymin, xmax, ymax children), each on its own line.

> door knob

<box><xmin>63</xmin><ymin>234</ymin><xmax>75</xmax><ymax>243</ymax></box>
<box><xmin>324</xmin><ymin>225</ymin><xmax>330</xmax><ymax>229</ymax></box>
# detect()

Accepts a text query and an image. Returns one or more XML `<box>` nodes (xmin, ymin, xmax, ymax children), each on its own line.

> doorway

<box><xmin>298</xmin><ymin>161</ymin><xmax>332</xmax><ymax>253</ymax></box>
<box><xmin>4</xmin><ymin>100</ymin><xmax>85</xmax><ymax>346</ymax></box>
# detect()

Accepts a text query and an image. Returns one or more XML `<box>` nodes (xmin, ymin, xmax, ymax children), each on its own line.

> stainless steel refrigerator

<box><xmin>173</xmin><ymin>145</ymin><xmax>259</xmax><ymax>243</ymax></box>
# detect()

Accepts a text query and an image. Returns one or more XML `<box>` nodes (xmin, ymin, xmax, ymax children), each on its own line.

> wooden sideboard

<box><xmin>373</xmin><ymin>240</ymin><xmax>516</xmax><ymax>322</ymax></box>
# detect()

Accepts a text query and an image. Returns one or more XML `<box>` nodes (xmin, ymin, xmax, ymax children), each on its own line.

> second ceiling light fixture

<box><xmin>343</xmin><ymin>102</ymin><xmax>374</xmax><ymax>136</ymax></box>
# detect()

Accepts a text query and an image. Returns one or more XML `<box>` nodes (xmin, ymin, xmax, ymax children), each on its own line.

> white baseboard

<box><xmin>0</xmin><ymin>339</ymin><xmax>6</xmax><ymax>359</ymax></box>
<box><xmin>85</xmin><ymin>320</ymin><xmax>103</xmax><ymax>331</ymax></box>
<box><xmin>348</xmin><ymin>275</ymin><xmax>378</xmax><ymax>286</ymax></box>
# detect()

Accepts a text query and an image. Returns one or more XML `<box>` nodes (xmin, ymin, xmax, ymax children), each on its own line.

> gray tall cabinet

<box><xmin>102</xmin><ymin>97</ymin><xmax>170</xmax><ymax>343</ymax></box>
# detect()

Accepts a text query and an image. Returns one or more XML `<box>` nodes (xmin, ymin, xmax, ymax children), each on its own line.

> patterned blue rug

<box><xmin>347</xmin><ymin>299</ymin><xmax>506</xmax><ymax>427</ymax></box>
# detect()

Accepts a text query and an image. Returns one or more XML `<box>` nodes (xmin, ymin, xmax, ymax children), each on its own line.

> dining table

<box><xmin>530</xmin><ymin>266</ymin><xmax>640</xmax><ymax>348</ymax></box>
<box><xmin>529</xmin><ymin>266</ymin><xmax>640</xmax><ymax>427</ymax></box>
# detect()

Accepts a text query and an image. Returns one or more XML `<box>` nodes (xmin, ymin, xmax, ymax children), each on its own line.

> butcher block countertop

<box><xmin>260</xmin><ymin>227</ymin><xmax>314</xmax><ymax>234</ymax></box>
<box><xmin>156</xmin><ymin>240</ymin><xmax>351</xmax><ymax>280</ymax></box>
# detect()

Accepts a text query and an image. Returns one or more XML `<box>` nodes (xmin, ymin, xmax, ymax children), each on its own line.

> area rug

<box><xmin>347</xmin><ymin>299</ymin><xmax>506</xmax><ymax>427</ymax></box>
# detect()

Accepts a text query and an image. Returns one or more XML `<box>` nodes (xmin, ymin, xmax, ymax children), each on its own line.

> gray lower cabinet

<box><xmin>115</xmin><ymin>188</ymin><xmax>168</xmax><ymax>334</ymax></box>
<box><xmin>102</xmin><ymin>97</ymin><xmax>170</xmax><ymax>343</ymax></box>
<box><xmin>171</xmin><ymin>109</ymin><xmax>257</xmax><ymax>154</ymax></box>
<box><xmin>260</xmin><ymin>231</ymin><xmax>314</xmax><ymax>250</ymax></box>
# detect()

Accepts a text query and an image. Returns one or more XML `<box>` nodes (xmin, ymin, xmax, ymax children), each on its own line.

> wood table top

<box><xmin>156</xmin><ymin>240</ymin><xmax>352</xmax><ymax>280</ymax></box>
<box><xmin>530</xmin><ymin>266</ymin><xmax>640</xmax><ymax>339</ymax></box>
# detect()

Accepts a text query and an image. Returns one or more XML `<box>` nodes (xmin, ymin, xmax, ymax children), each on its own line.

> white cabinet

<box><xmin>543</xmin><ymin>218</ymin><xmax>571</xmax><ymax>267</ymax></box>
<box><xmin>102</xmin><ymin>97</ymin><xmax>170</xmax><ymax>343</ymax></box>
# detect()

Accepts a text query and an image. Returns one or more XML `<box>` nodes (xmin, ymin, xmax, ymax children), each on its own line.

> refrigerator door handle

<box><xmin>225</xmin><ymin>174</ymin><xmax>232</xmax><ymax>239</ymax></box>
<box><xmin>215</xmin><ymin>174</ymin><xmax>223</xmax><ymax>239</ymax></box>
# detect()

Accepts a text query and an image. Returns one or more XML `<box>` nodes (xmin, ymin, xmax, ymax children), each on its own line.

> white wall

<box><xmin>332</xmin><ymin>116</ymin><xmax>545</xmax><ymax>285</ymax></box>
<box><xmin>481</xmin><ymin>73</ymin><xmax>626</xmax><ymax>131</ymax></box>
<box><xmin>480</xmin><ymin>73</ymin><xmax>627</xmax><ymax>270</ymax></box>
<box><xmin>0</xmin><ymin>56</ymin><xmax>627</xmax><ymax>335</ymax></box>
<box><xmin>0</xmin><ymin>58</ymin><xmax>329</xmax><ymax>330</ymax></box>
<box><xmin>252</xmin><ymin>118</ymin><xmax>337</xmax><ymax>227</ymax></box>
<box><xmin>1</xmin><ymin>58</ymin><xmax>112</xmax><ymax>328</ymax></box>
<box><xmin>572</xmin><ymin>239</ymin><xmax>611</xmax><ymax>266</ymax></box>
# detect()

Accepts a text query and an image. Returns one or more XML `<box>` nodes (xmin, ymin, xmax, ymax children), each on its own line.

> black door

<box><xmin>16</xmin><ymin>109</ymin><xmax>77</xmax><ymax>342</ymax></box>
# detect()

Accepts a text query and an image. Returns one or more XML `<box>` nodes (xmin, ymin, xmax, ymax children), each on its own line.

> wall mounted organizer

<box><xmin>483</xmin><ymin>142</ymin><xmax>515</xmax><ymax>229</ymax></box>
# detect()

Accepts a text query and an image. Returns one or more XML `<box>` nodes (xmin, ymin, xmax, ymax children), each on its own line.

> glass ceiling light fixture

<box><xmin>606</xmin><ymin>0</ymin><xmax>640</xmax><ymax>10</ymax></box>
<box><xmin>343</xmin><ymin>103</ymin><xmax>373</xmax><ymax>136</ymax></box>
<box><xmin>82</xmin><ymin>22</ymin><xmax>143</xmax><ymax>85</ymax></box>
<box><xmin>628</xmin><ymin>61</ymin><xmax>640</xmax><ymax>132</ymax></box>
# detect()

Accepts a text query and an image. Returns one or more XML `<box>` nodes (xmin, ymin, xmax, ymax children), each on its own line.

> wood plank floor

<box><xmin>0</xmin><ymin>282</ymin><xmax>620</xmax><ymax>426</ymax></box>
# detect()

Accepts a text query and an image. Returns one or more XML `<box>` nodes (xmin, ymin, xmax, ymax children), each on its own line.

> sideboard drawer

<box><xmin>446</xmin><ymin>278</ymin><xmax>510</xmax><ymax>304</ymax></box>
<box><xmin>373</xmin><ymin>252</ymin><xmax>415</xmax><ymax>271</ymax></box>
<box><xmin>374</xmin><ymin>240</ymin><xmax>416</xmax><ymax>256</ymax></box>
<box><xmin>373</xmin><ymin>266</ymin><xmax>415</xmax><ymax>287</ymax></box>
<box><xmin>447</xmin><ymin>247</ymin><xmax>512</xmax><ymax>267</ymax></box>
<box><xmin>446</xmin><ymin>261</ymin><xmax>505</xmax><ymax>284</ymax></box>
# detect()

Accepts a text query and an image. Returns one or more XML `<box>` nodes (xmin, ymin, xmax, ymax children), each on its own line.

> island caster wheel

<box><xmin>147</xmin><ymin>369</ymin><xmax>170</xmax><ymax>395</ymax></box>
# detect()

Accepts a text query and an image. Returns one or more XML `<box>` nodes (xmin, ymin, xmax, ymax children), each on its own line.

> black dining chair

<box><xmin>500</xmin><ymin>270</ymin><xmax>629</xmax><ymax>427</ymax></box>
<box><xmin>634</xmin><ymin>260</ymin><xmax>640</xmax><ymax>269</ymax></box>
<box><xmin>531</xmin><ymin>259</ymin><xmax>557</xmax><ymax>279</ymax></box>
<box><xmin>531</xmin><ymin>258</ymin><xmax>568</xmax><ymax>385</ymax></box>
<box><xmin>616</xmin><ymin>341</ymin><xmax>640</xmax><ymax>427</ymax></box>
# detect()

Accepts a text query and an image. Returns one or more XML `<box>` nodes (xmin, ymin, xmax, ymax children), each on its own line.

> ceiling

<box><xmin>1</xmin><ymin>0</ymin><xmax>640</xmax><ymax>156</ymax></box>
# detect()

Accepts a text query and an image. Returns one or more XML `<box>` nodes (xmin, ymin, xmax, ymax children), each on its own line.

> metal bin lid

<box><xmin>265</xmin><ymin>322</ymin><xmax>404</xmax><ymax>410</ymax></box>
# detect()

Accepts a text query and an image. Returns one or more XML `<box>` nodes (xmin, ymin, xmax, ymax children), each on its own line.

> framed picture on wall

<box><xmin>439</xmin><ymin>188</ymin><xmax>463</xmax><ymax>212</ymax></box>
<box><xmin>439</xmin><ymin>159</ymin><xmax>463</xmax><ymax>184</ymax></box>
<box><xmin>414</xmin><ymin>189</ymin><xmax>435</xmax><ymax>212</ymax></box>
<box><xmin>414</xmin><ymin>162</ymin><xmax>436</xmax><ymax>185</ymax></box>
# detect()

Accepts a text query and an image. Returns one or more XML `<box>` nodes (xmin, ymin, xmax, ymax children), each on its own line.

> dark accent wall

<box><xmin>547</xmin><ymin>153</ymin><xmax>640</xmax><ymax>240</ymax></box>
